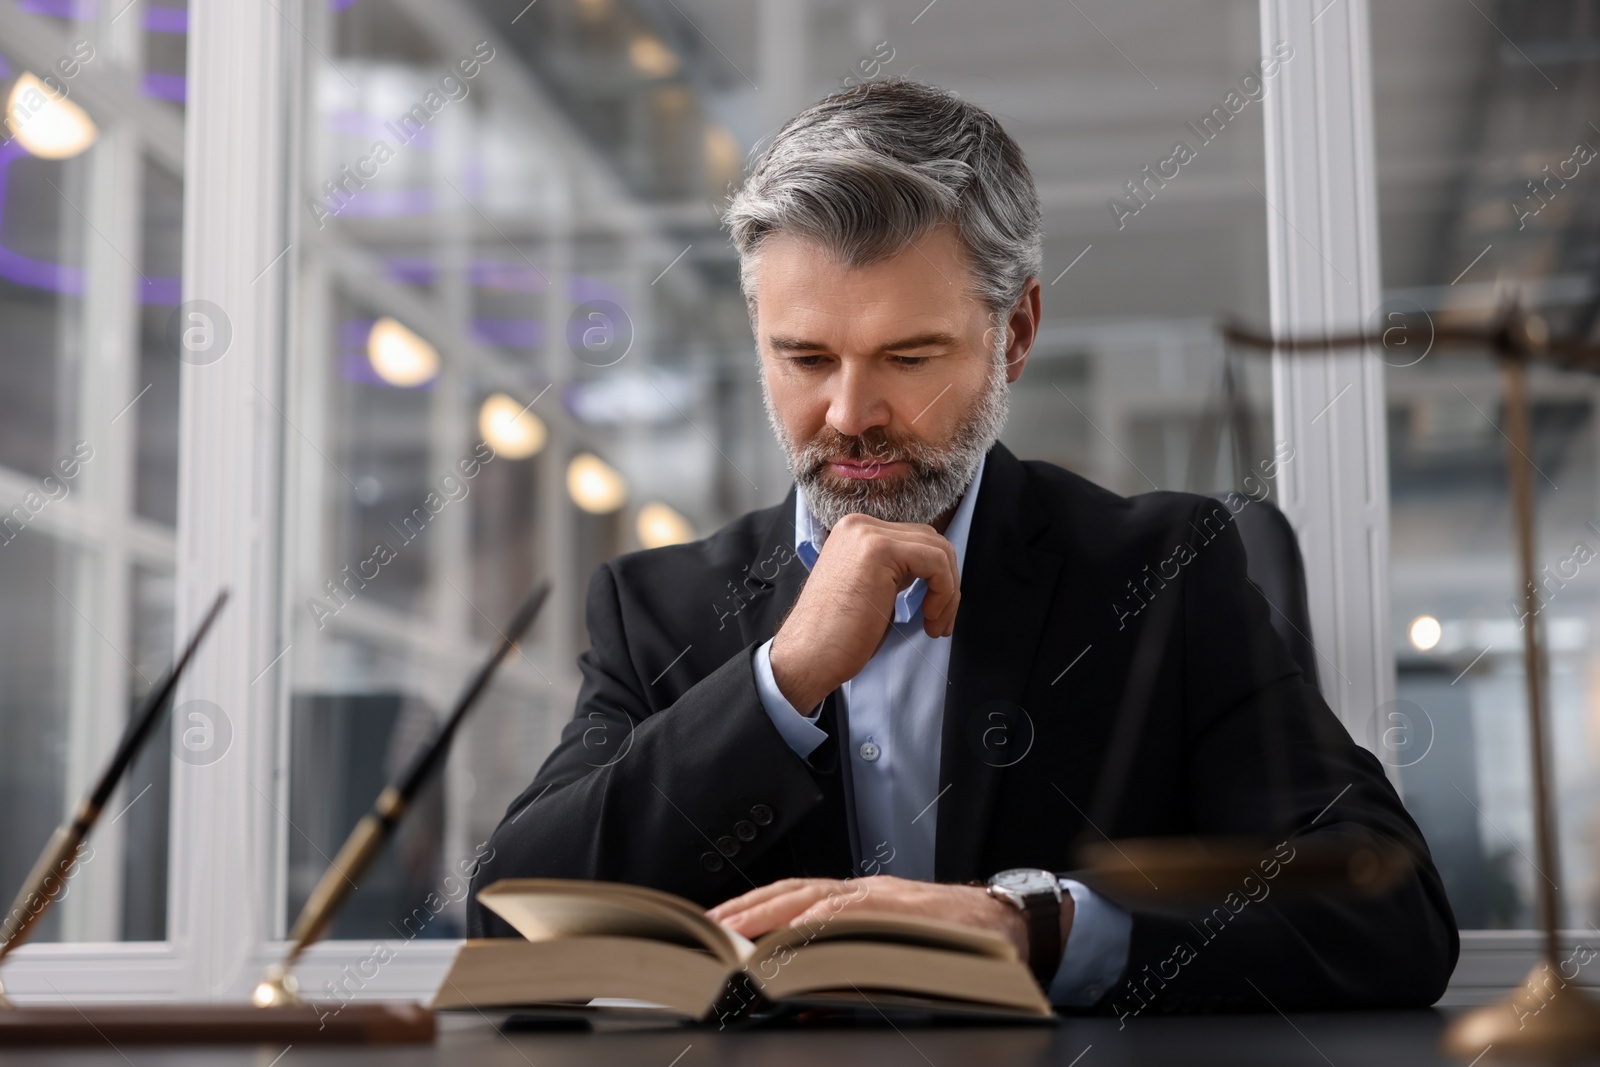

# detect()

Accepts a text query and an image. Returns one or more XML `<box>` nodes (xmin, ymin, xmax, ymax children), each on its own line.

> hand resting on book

<box><xmin>706</xmin><ymin>874</ymin><xmax>1075</xmax><ymax>971</ymax></box>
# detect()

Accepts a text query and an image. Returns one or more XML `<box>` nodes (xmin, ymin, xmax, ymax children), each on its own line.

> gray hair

<box><xmin>724</xmin><ymin>78</ymin><xmax>1043</xmax><ymax>322</ymax></box>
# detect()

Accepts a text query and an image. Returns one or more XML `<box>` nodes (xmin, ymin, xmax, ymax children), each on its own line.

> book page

<box><xmin>477</xmin><ymin>878</ymin><xmax>749</xmax><ymax>966</ymax></box>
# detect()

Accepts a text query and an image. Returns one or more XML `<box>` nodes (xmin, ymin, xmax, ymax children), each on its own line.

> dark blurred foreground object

<box><xmin>1225</xmin><ymin>302</ymin><xmax>1600</xmax><ymax>1061</ymax></box>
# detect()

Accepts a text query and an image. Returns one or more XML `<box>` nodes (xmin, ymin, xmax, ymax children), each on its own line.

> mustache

<box><xmin>796</xmin><ymin>428</ymin><xmax>941</xmax><ymax>480</ymax></box>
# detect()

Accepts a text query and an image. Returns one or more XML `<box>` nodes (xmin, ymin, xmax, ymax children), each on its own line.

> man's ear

<box><xmin>1003</xmin><ymin>276</ymin><xmax>1041</xmax><ymax>383</ymax></box>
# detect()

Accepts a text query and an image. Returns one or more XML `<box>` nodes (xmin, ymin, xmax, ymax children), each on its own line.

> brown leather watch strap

<box><xmin>1024</xmin><ymin>896</ymin><xmax>1062</xmax><ymax>983</ymax></box>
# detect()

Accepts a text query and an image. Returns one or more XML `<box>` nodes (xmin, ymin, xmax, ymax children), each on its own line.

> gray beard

<box><xmin>761</xmin><ymin>353</ymin><xmax>1010</xmax><ymax>531</ymax></box>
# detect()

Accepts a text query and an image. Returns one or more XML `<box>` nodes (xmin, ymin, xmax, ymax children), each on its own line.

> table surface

<box><xmin>0</xmin><ymin>1008</ymin><xmax>1584</xmax><ymax>1067</ymax></box>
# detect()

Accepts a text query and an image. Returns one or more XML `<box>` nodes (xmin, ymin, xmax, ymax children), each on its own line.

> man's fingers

<box><xmin>922</xmin><ymin>586</ymin><xmax>960</xmax><ymax>638</ymax></box>
<box><xmin>717</xmin><ymin>885</ymin><xmax>837</xmax><ymax>936</ymax></box>
<box><xmin>791</xmin><ymin>898</ymin><xmax>846</xmax><ymax>928</ymax></box>
<box><xmin>707</xmin><ymin>878</ymin><xmax>810</xmax><ymax>922</ymax></box>
<box><xmin>882</xmin><ymin>538</ymin><xmax>958</xmax><ymax>636</ymax></box>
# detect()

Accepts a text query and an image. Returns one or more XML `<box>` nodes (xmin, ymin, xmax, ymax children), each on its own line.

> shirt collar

<box><xmin>793</xmin><ymin>453</ymin><xmax>987</xmax><ymax>624</ymax></box>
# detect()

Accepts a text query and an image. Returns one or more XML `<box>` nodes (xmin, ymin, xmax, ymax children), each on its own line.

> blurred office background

<box><xmin>0</xmin><ymin>0</ymin><xmax>1595</xmax><ymax>964</ymax></box>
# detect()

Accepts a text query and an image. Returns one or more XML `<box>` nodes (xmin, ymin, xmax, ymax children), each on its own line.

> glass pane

<box><xmin>136</xmin><ymin>158</ymin><xmax>181</xmax><ymax>526</ymax></box>
<box><xmin>0</xmin><ymin>14</ymin><xmax>183</xmax><ymax>942</ymax></box>
<box><xmin>122</xmin><ymin>564</ymin><xmax>174</xmax><ymax>941</ymax></box>
<box><xmin>281</xmin><ymin>0</ymin><xmax>1274</xmax><ymax>940</ymax></box>
<box><xmin>0</xmin><ymin>536</ymin><xmax>77</xmax><ymax>945</ymax></box>
<box><xmin>142</xmin><ymin>1</ymin><xmax>188</xmax><ymax>113</ymax></box>
<box><xmin>1373</xmin><ymin>0</ymin><xmax>1600</xmax><ymax>929</ymax></box>
<box><xmin>0</xmin><ymin>118</ymin><xmax>84</xmax><ymax>481</ymax></box>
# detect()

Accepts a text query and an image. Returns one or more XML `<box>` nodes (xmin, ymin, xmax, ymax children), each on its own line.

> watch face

<box><xmin>991</xmin><ymin>868</ymin><xmax>1058</xmax><ymax>895</ymax></box>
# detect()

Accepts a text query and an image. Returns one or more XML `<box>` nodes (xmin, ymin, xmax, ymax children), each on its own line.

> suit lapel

<box><xmin>733</xmin><ymin>488</ymin><xmax>863</xmax><ymax>870</ymax></box>
<box><xmin>736</xmin><ymin>486</ymin><xmax>807</xmax><ymax>650</ymax></box>
<box><xmin>935</xmin><ymin>444</ymin><xmax>1063</xmax><ymax>883</ymax></box>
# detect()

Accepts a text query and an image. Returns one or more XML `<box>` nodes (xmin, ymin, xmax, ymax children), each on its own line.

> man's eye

<box><xmin>791</xmin><ymin>355</ymin><xmax>826</xmax><ymax>368</ymax></box>
<box><xmin>890</xmin><ymin>355</ymin><xmax>928</xmax><ymax>367</ymax></box>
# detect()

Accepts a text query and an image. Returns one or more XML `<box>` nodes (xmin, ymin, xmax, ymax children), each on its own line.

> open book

<box><xmin>431</xmin><ymin>879</ymin><xmax>1054</xmax><ymax>1024</ymax></box>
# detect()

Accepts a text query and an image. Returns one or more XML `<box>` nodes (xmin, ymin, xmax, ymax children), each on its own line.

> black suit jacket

<box><xmin>469</xmin><ymin>443</ymin><xmax>1459</xmax><ymax>1013</ymax></box>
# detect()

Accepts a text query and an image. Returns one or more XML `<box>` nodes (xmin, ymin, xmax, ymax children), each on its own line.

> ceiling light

<box><xmin>629</xmin><ymin>35</ymin><xmax>679</xmax><ymax>78</ymax></box>
<box><xmin>1408</xmin><ymin>615</ymin><xmax>1442</xmax><ymax>652</ymax></box>
<box><xmin>637</xmin><ymin>502</ymin><xmax>694</xmax><ymax>548</ymax></box>
<box><xmin>704</xmin><ymin>123</ymin><xmax>740</xmax><ymax>186</ymax></box>
<box><xmin>7</xmin><ymin>73</ymin><xmax>97</xmax><ymax>160</ymax></box>
<box><xmin>478</xmin><ymin>393</ymin><xmax>547</xmax><ymax>459</ymax></box>
<box><xmin>367</xmin><ymin>316</ymin><xmax>439</xmax><ymax>387</ymax></box>
<box><xmin>567</xmin><ymin>453</ymin><xmax>627</xmax><ymax>514</ymax></box>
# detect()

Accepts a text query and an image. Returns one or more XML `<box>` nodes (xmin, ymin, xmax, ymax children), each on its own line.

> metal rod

<box><xmin>0</xmin><ymin>589</ymin><xmax>229</xmax><ymax>1005</ymax></box>
<box><xmin>259</xmin><ymin>579</ymin><xmax>551</xmax><ymax>996</ymax></box>
<box><xmin>1503</xmin><ymin>359</ymin><xmax>1563</xmax><ymax>967</ymax></box>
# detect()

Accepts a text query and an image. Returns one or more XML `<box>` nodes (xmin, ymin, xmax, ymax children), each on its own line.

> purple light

<box><xmin>328</xmin><ymin>109</ymin><xmax>393</xmax><ymax>139</ymax></box>
<box><xmin>463</xmin><ymin>150</ymin><xmax>485</xmax><ymax>200</ymax></box>
<box><xmin>330</xmin><ymin>187</ymin><xmax>436</xmax><ymax>218</ymax></box>
<box><xmin>17</xmin><ymin>0</ymin><xmax>96</xmax><ymax>18</ymax></box>
<box><xmin>140</xmin><ymin>276</ymin><xmax>180</xmax><ymax>304</ymax></box>
<box><xmin>377</xmin><ymin>256</ymin><xmax>595</xmax><ymax>299</ymax></box>
<box><xmin>471</xmin><ymin>260</ymin><xmax>546</xmax><ymax>294</ymax></box>
<box><xmin>0</xmin><ymin>142</ymin><xmax>184</xmax><ymax>300</ymax></box>
<box><xmin>0</xmin><ymin>141</ymin><xmax>83</xmax><ymax>294</ymax></box>
<box><xmin>382</xmin><ymin>257</ymin><xmax>435</xmax><ymax>288</ymax></box>
<box><xmin>142</xmin><ymin>72</ymin><xmax>187</xmax><ymax>103</ymax></box>
<box><xmin>144</xmin><ymin>5</ymin><xmax>188</xmax><ymax>33</ymax></box>
<box><xmin>342</xmin><ymin>319</ymin><xmax>377</xmax><ymax>346</ymax></box>
<box><xmin>327</xmin><ymin>110</ymin><xmax>435</xmax><ymax>147</ymax></box>
<box><xmin>571</xmin><ymin>275</ymin><xmax>625</xmax><ymax>306</ymax></box>
<box><xmin>472</xmin><ymin>318</ymin><xmax>543</xmax><ymax>349</ymax></box>
<box><xmin>0</xmin><ymin>236</ymin><xmax>83</xmax><ymax>293</ymax></box>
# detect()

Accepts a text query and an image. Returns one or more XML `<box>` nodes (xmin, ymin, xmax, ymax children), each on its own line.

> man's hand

<box><xmin>769</xmin><ymin>514</ymin><xmax>960</xmax><ymax>712</ymax></box>
<box><xmin>706</xmin><ymin>876</ymin><xmax>1074</xmax><ymax>971</ymax></box>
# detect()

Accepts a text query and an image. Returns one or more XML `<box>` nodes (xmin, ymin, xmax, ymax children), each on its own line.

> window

<box><xmin>1373</xmin><ymin>0</ymin><xmax>1600</xmax><ymax>932</ymax></box>
<box><xmin>0</xmin><ymin>1</ymin><xmax>185</xmax><ymax>946</ymax></box>
<box><xmin>6</xmin><ymin>0</ymin><xmax>1528</xmax><ymax>1005</ymax></box>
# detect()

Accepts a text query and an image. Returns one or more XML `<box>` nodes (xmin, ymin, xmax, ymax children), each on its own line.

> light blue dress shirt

<box><xmin>750</xmin><ymin>456</ymin><xmax>1132</xmax><ymax>1007</ymax></box>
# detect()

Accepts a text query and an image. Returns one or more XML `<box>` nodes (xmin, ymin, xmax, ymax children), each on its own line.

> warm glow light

<box><xmin>567</xmin><ymin>453</ymin><xmax>628</xmax><ymax>514</ymax></box>
<box><xmin>704</xmin><ymin>123</ymin><xmax>740</xmax><ymax>186</ymax></box>
<box><xmin>629</xmin><ymin>35</ymin><xmax>679</xmax><ymax>77</ymax></box>
<box><xmin>1408</xmin><ymin>615</ymin><xmax>1442</xmax><ymax>652</ymax></box>
<box><xmin>478</xmin><ymin>393</ymin><xmax>547</xmax><ymax>459</ymax></box>
<box><xmin>7</xmin><ymin>73</ymin><xmax>97</xmax><ymax>159</ymax></box>
<box><xmin>367</xmin><ymin>316</ymin><xmax>439</xmax><ymax>387</ymax></box>
<box><xmin>637</xmin><ymin>502</ymin><xmax>694</xmax><ymax>548</ymax></box>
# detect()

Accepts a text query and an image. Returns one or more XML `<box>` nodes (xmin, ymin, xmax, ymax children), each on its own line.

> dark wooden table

<box><xmin>0</xmin><ymin>1008</ymin><xmax>1572</xmax><ymax>1066</ymax></box>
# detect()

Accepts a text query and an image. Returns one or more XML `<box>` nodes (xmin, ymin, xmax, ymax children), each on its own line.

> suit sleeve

<box><xmin>1097</xmin><ymin>498</ymin><xmax>1459</xmax><ymax>1015</ymax></box>
<box><xmin>468</xmin><ymin>563</ymin><xmax>834</xmax><ymax>936</ymax></box>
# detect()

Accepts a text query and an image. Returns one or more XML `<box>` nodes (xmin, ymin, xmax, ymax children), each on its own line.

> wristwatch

<box><xmin>986</xmin><ymin>867</ymin><xmax>1063</xmax><ymax>983</ymax></box>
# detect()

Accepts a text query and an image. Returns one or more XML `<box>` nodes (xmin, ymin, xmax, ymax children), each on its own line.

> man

<box><xmin>470</xmin><ymin>77</ymin><xmax>1458</xmax><ymax>1014</ymax></box>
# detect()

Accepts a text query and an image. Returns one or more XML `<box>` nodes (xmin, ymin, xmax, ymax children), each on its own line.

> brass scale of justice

<box><xmin>0</xmin><ymin>303</ymin><xmax>1592</xmax><ymax>1057</ymax></box>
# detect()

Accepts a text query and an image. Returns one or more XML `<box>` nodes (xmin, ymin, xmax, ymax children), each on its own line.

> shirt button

<box><xmin>700</xmin><ymin>852</ymin><xmax>724</xmax><ymax>872</ymax></box>
<box><xmin>716</xmin><ymin>835</ymin><xmax>740</xmax><ymax>857</ymax></box>
<box><xmin>750</xmin><ymin>804</ymin><xmax>775</xmax><ymax>826</ymax></box>
<box><xmin>734</xmin><ymin>820</ymin><xmax>757</xmax><ymax>842</ymax></box>
<box><xmin>859</xmin><ymin>741</ymin><xmax>881</xmax><ymax>762</ymax></box>
<box><xmin>1084</xmin><ymin>984</ymin><xmax>1102</xmax><ymax>1001</ymax></box>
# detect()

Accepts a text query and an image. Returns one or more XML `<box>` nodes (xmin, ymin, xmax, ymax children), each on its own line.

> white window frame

<box><xmin>4</xmin><ymin>0</ymin><xmax>1589</xmax><ymax>1011</ymax></box>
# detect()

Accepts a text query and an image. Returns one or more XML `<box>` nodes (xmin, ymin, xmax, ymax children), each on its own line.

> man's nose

<box><xmin>825</xmin><ymin>364</ymin><xmax>891</xmax><ymax>438</ymax></box>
